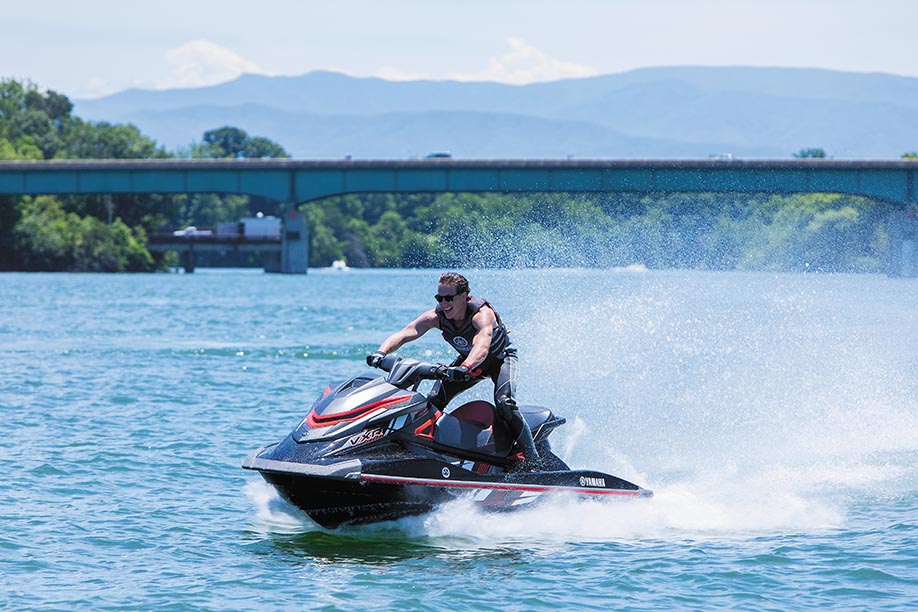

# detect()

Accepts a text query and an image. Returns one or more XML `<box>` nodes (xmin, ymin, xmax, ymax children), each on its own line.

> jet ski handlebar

<box><xmin>372</xmin><ymin>355</ymin><xmax>451</xmax><ymax>387</ymax></box>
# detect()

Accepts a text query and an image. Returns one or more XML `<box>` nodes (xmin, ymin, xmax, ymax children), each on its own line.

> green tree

<box><xmin>169</xmin><ymin>193</ymin><xmax>251</xmax><ymax>229</ymax></box>
<box><xmin>793</xmin><ymin>148</ymin><xmax>828</xmax><ymax>158</ymax></box>
<box><xmin>199</xmin><ymin>126</ymin><xmax>288</xmax><ymax>158</ymax></box>
<box><xmin>0</xmin><ymin>135</ymin><xmax>43</xmax><ymax>160</ymax></box>
<box><xmin>244</xmin><ymin>136</ymin><xmax>288</xmax><ymax>159</ymax></box>
<box><xmin>63</xmin><ymin>120</ymin><xmax>166</xmax><ymax>159</ymax></box>
<box><xmin>300</xmin><ymin>203</ymin><xmax>344</xmax><ymax>266</ymax></box>
<box><xmin>0</xmin><ymin>79</ymin><xmax>73</xmax><ymax>158</ymax></box>
<box><xmin>370</xmin><ymin>210</ymin><xmax>410</xmax><ymax>267</ymax></box>
<box><xmin>12</xmin><ymin>196</ymin><xmax>155</xmax><ymax>271</ymax></box>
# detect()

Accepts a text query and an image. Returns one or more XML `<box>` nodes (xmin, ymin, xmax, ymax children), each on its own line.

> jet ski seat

<box><xmin>518</xmin><ymin>405</ymin><xmax>553</xmax><ymax>431</ymax></box>
<box><xmin>434</xmin><ymin>400</ymin><xmax>513</xmax><ymax>455</ymax></box>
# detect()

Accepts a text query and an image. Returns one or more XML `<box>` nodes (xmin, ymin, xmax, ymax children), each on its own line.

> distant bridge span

<box><xmin>1</xmin><ymin>158</ymin><xmax>916</xmax><ymax>205</ymax></box>
<box><xmin>2</xmin><ymin>158</ymin><xmax>916</xmax><ymax>275</ymax></box>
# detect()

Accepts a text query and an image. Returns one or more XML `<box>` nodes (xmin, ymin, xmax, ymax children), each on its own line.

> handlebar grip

<box><xmin>377</xmin><ymin>354</ymin><xmax>400</xmax><ymax>372</ymax></box>
<box><xmin>429</xmin><ymin>364</ymin><xmax>448</xmax><ymax>379</ymax></box>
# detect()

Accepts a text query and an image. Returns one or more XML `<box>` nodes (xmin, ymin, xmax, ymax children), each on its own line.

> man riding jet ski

<box><xmin>367</xmin><ymin>272</ymin><xmax>542</xmax><ymax>468</ymax></box>
<box><xmin>242</xmin><ymin>274</ymin><xmax>651</xmax><ymax>529</ymax></box>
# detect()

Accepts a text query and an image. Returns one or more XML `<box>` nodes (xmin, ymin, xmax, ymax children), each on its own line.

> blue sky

<box><xmin>2</xmin><ymin>0</ymin><xmax>916</xmax><ymax>99</ymax></box>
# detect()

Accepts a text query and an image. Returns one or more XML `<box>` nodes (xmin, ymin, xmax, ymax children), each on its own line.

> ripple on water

<box><xmin>2</xmin><ymin>270</ymin><xmax>917</xmax><ymax>611</ymax></box>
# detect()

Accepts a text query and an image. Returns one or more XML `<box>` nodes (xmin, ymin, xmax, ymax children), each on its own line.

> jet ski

<box><xmin>242</xmin><ymin>355</ymin><xmax>651</xmax><ymax>528</ymax></box>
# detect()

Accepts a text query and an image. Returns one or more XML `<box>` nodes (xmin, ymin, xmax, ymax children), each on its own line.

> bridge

<box><xmin>2</xmin><ymin>158</ymin><xmax>916</xmax><ymax>274</ymax></box>
<box><xmin>1</xmin><ymin>158</ymin><xmax>916</xmax><ymax>204</ymax></box>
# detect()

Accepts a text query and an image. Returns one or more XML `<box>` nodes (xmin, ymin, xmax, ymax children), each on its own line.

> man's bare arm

<box><xmin>461</xmin><ymin>307</ymin><xmax>496</xmax><ymax>370</ymax></box>
<box><xmin>377</xmin><ymin>310</ymin><xmax>439</xmax><ymax>354</ymax></box>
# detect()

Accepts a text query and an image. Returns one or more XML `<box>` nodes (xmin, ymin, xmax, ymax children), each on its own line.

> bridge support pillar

<box><xmin>278</xmin><ymin>209</ymin><xmax>308</xmax><ymax>274</ymax></box>
<box><xmin>886</xmin><ymin>208</ymin><xmax>918</xmax><ymax>277</ymax></box>
<box><xmin>181</xmin><ymin>246</ymin><xmax>196</xmax><ymax>273</ymax></box>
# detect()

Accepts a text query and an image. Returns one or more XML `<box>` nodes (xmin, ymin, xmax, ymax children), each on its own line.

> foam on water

<box><xmin>419</xmin><ymin>489</ymin><xmax>842</xmax><ymax>544</ymax></box>
<box><xmin>245</xmin><ymin>480</ymin><xmax>312</xmax><ymax>535</ymax></box>
<box><xmin>247</xmin><ymin>482</ymin><xmax>844</xmax><ymax>545</ymax></box>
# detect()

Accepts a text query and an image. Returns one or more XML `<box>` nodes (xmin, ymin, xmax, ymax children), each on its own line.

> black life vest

<box><xmin>436</xmin><ymin>296</ymin><xmax>511</xmax><ymax>359</ymax></box>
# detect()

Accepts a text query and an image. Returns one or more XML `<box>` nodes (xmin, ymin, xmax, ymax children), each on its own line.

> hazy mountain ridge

<box><xmin>73</xmin><ymin>67</ymin><xmax>918</xmax><ymax>158</ymax></box>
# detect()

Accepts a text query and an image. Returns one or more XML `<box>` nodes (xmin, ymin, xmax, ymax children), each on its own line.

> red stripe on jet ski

<box><xmin>359</xmin><ymin>474</ymin><xmax>646</xmax><ymax>497</ymax></box>
<box><xmin>307</xmin><ymin>394</ymin><xmax>412</xmax><ymax>427</ymax></box>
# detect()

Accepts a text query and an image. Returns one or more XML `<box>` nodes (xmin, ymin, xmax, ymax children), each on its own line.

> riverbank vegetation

<box><xmin>0</xmin><ymin>78</ymin><xmax>910</xmax><ymax>273</ymax></box>
<box><xmin>302</xmin><ymin>191</ymin><xmax>888</xmax><ymax>272</ymax></box>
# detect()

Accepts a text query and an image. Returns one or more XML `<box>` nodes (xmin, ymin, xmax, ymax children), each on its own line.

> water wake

<box><xmin>247</xmin><ymin>270</ymin><xmax>918</xmax><ymax>545</ymax></box>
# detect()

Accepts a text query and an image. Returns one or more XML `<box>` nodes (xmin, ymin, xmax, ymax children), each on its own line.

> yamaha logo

<box><xmin>451</xmin><ymin>337</ymin><xmax>470</xmax><ymax>349</ymax></box>
<box><xmin>441</xmin><ymin>467</ymin><xmax>451</xmax><ymax>478</ymax></box>
<box><xmin>579</xmin><ymin>476</ymin><xmax>606</xmax><ymax>487</ymax></box>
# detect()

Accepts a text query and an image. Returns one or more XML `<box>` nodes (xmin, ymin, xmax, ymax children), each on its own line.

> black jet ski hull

<box><xmin>259</xmin><ymin>470</ymin><xmax>441</xmax><ymax>529</ymax></box>
<box><xmin>245</xmin><ymin>449</ymin><xmax>652</xmax><ymax>529</ymax></box>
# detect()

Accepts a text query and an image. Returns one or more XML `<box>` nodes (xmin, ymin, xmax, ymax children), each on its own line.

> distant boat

<box><xmin>613</xmin><ymin>263</ymin><xmax>647</xmax><ymax>272</ymax></box>
<box><xmin>172</xmin><ymin>226</ymin><xmax>213</xmax><ymax>237</ymax></box>
<box><xmin>330</xmin><ymin>260</ymin><xmax>350</xmax><ymax>272</ymax></box>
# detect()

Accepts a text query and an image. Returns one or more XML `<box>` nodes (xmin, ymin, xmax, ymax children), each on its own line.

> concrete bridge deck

<box><xmin>1</xmin><ymin>158</ymin><xmax>916</xmax><ymax>206</ymax></box>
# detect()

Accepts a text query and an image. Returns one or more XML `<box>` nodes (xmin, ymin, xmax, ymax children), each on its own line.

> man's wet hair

<box><xmin>439</xmin><ymin>272</ymin><xmax>469</xmax><ymax>294</ymax></box>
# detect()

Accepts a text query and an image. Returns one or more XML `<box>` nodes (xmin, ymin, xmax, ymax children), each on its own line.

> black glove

<box><xmin>366</xmin><ymin>351</ymin><xmax>386</xmax><ymax>368</ymax></box>
<box><xmin>445</xmin><ymin>365</ymin><xmax>471</xmax><ymax>382</ymax></box>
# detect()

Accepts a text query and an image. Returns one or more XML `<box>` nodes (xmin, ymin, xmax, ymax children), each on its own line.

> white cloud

<box><xmin>80</xmin><ymin>77</ymin><xmax>122</xmax><ymax>98</ymax></box>
<box><xmin>450</xmin><ymin>36</ymin><xmax>599</xmax><ymax>84</ymax></box>
<box><xmin>158</xmin><ymin>39</ymin><xmax>263</xmax><ymax>89</ymax></box>
<box><xmin>371</xmin><ymin>37</ymin><xmax>599</xmax><ymax>84</ymax></box>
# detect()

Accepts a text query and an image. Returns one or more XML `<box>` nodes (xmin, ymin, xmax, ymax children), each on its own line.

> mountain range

<box><xmin>73</xmin><ymin>66</ymin><xmax>918</xmax><ymax>159</ymax></box>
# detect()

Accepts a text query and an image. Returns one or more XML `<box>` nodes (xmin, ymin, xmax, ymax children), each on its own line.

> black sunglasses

<box><xmin>434</xmin><ymin>291</ymin><xmax>465</xmax><ymax>303</ymax></box>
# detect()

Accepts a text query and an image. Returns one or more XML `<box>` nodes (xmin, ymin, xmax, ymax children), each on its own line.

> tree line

<box><xmin>303</xmin><ymin>191</ymin><xmax>891</xmax><ymax>273</ymax></box>
<box><xmin>0</xmin><ymin>77</ymin><xmax>914</xmax><ymax>273</ymax></box>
